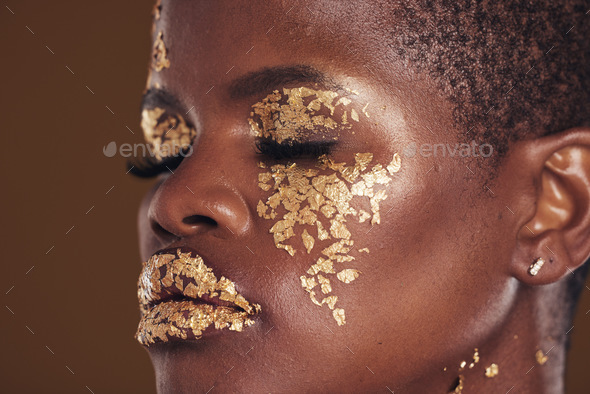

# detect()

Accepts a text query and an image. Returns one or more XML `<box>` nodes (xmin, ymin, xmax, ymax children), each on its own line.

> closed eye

<box><xmin>254</xmin><ymin>138</ymin><xmax>336</xmax><ymax>161</ymax></box>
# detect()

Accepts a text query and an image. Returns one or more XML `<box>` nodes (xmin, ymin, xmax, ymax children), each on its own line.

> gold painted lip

<box><xmin>135</xmin><ymin>247</ymin><xmax>261</xmax><ymax>346</ymax></box>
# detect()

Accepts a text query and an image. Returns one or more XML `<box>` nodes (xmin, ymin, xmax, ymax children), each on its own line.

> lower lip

<box><xmin>136</xmin><ymin>300</ymin><xmax>255</xmax><ymax>346</ymax></box>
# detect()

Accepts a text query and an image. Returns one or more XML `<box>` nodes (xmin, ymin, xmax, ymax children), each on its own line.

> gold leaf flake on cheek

<box><xmin>256</xmin><ymin>150</ymin><xmax>402</xmax><ymax>325</ymax></box>
<box><xmin>141</xmin><ymin>107</ymin><xmax>196</xmax><ymax>161</ymax></box>
<box><xmin>152</xmin><ymin>31</ymin><xmax>170</xmax><ymax>72</ymax></box>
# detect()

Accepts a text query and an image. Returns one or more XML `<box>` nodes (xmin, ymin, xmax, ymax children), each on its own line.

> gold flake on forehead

<box><xmin>152</xmin><ymin>31</ymin><xmax>170</xmax><ymax>72</ymax></box>
<box><xmin>141</xmin><ymin>107</ymin><xmax>196</xmax><ymax>161</ymax></box>
<box><xmin>248</xmin><ymin>87</ymin><xmax>372</xmax><ymax>144</ymax></box>
<box><xmin>135</xmin><ymin>250</ymin><xmax>261</xmax><ymax>346</ymax></box>
<box><xmin>153</xmin><ymin>0</ymin><xmax>162</xmax><ymax>20</ymax></box>
<box><xmin>257</xmin><ymin>151</ymin><xmax>402</xmax><ymax>325</ymax></box>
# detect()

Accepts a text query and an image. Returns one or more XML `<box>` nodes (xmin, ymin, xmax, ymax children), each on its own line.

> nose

<box><xmin>148</xmin><ymin>161</ymin><xmax>252</xmax><ymax>242</ymax></box>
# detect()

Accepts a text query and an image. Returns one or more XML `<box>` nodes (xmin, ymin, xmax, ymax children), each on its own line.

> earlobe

<box><xmin>509</xmin><ymin>129</ymin><xmax>590</xmax><ymax>286</ymax></box>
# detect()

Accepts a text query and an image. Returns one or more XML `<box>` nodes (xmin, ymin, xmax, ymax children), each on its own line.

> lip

<box><xmin>135</xmin><ymin>247</ymin><xmax>261</xmax><ymax>346</ymax></box>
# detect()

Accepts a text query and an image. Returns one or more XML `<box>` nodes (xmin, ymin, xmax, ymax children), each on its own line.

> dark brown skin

<box><xmin>137</xmin><ymin>1</ymin><xmax>590</xmax><ymax>392</ymax></box>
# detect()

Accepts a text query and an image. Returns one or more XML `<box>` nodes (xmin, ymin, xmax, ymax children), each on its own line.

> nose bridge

<box><xmin>148</xmin><ymin>137</ymin><xmax>253</xmax><ymax>239</ymax></box>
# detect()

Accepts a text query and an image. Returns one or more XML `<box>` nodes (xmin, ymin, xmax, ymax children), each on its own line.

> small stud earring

<box><xmin>528</xmin><ymin>258</ymin><xmax>545</xmax><ymax>276</ymax></box>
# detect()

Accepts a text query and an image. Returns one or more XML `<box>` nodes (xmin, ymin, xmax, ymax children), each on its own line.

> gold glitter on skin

<box><xmin>253</xmin><ymin>86</ymin><xmax>402</xmax><ymax>325</ymax></box>
<box><xmin>153</xmin><ymin>0</ymin><xmax>162</xmax><ymax>20</ymax></box>
<box><xmin>449</xmin><ymin>375</ymin><xmax>464</xmax><ymax>394</ymax></box>
<box><xmin>249</xmin><ymin>87</ymin><xmax>372</xmax><ymax>144</ymax></box>
<box><xmin>536</xmin><ymin>349</ymin><xmax>548</xmax><ymax>365</ymax></box>
<box><xmin>257</xmin><ymin>152</ymin><xmax>402</xmax><ymax>324</ymax></box>
<box><xmin>152</xmin><ymin>31</ymin><xmax>170</xmax><ymax>72</ymax></box>
<box><xmin>136</xmin><ymin>250</ymin><xmax>261</xmax><ymax>346</ymax></box>
<box><xmin>484</xmin><ymin>363</ymin><xmax>499</xmax><ymax>378</ymax></box>
<box><xmin>141</xmin><ymin>107</ymin><xmax>196</xmax><ymax>161</ymax></box>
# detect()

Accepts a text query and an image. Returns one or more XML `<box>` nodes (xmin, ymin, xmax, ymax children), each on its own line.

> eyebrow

<box><xmin>228</xmin><ymin>64</ymin><xmax>340</xmax><ymax>99</ymax></box>
<box><xmin>140</xmin><ymin>65</ymin><xmax>341</xmax><ymax>110</ymax></box>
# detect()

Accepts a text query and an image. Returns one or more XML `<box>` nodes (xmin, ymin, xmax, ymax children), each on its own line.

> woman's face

<box><xmin>137</xmin><ymin>1</ymin><xmax>518</xmax><ymax>391</ymax></box>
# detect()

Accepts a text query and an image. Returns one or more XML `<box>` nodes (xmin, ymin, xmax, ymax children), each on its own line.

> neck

<box><xmin>407</xmin><ymin>282</ymin><xmax>568</xmax><ymax>393</ymax></box>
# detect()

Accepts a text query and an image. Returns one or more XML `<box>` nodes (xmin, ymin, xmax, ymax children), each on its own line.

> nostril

<box><xmin>182</xmin><ymin>214</ymin><xmax>217</xmax><ymax>227</ymax></box>
<box><xmin>150</xmin><ymin>220</ymin><xmax>178</xmax><ymax>240</ymax></box>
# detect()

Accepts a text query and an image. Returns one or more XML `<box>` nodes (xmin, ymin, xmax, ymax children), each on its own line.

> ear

<box><xmin>509</xmin><ymin>127</ymin><xmax>590</xmax><ymax>285</ymax></box>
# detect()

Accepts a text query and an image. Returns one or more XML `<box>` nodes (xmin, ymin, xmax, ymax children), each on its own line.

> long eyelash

<box><xmin>255</xmin><ymin>139</ymin><xmax>336</xmax><ymax>160</ymax></box>
<box><xmin>127</xmin><ymin>154</ymin><xmax>186</xmax><ymax>178</ymax></box>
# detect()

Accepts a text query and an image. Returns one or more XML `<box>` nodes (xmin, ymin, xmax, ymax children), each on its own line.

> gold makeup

<box><xmin>484</xmin><ymin>363</ymin><xmax>499</xmax><ymax>378</ymax></box>
<box><xmin>136</xmin><ymin>249</ymin><xmax>261</xmax><ymax>346</ymax></box>
<box><xmin>152</xmin><ymin>31</ymin><xmax>170</xmax><ymax>72</ymax></box>
<box><xmin>153</xmin><ymin>0</ymin><xmax>162</xmax><ymax>20</ymax></box>
<box><xmin>252</xmin><ymin>87</ymin><xmax>402</xmax><ymax>325</ymax></box>
<box><xmin>535</xmin><ymin>349</ymin><xmax>548</xmax><ymax>365</ymax></box>
<box><xmin>141</xmin><ymin>107</ymin><xmax>196</xmax><ymax>161</ymax></box>
<box><xmin>249</xmin><ymin>87</ymin><xmax>356</xmax><ymax>144</ymax></box>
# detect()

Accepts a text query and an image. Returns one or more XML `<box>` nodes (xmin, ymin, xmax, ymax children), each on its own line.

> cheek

<box><xmin>138</xmin><ymin>181</ymin><xmax>164</xmax><ymax>262</ymax></box>
<box><xmin>256</xmin><ymin>152</ymin><xmax>402</xmax><ymax>326</ymax></box>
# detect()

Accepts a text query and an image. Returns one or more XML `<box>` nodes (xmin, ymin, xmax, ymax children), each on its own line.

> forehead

<box><xmin>152</xmin><ymin>1</ymin><xmax>401</xmax><ymax>97</ymax></box>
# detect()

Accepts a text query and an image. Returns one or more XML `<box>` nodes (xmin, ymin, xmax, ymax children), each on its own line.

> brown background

<box><xmin>0</xmin><ymin>1</ymin><xmax>588</xmax><ymax>393</ymax></box>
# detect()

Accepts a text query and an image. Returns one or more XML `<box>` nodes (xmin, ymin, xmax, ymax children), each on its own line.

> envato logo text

<box><xmin>402</xmin><ymin>141</ymin><xmax>493</xmax><ymax>158</ymax></box>
<box><xmin>102</xmin><ymin>141</ymin><xmax>193</xmax><ymax>158</ymax></box>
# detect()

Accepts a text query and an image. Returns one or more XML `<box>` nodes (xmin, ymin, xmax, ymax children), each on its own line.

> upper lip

<box><xmin>138</xmin><ymin>246</ymin><xmax>259</xmax><ymax>316</ymax></box>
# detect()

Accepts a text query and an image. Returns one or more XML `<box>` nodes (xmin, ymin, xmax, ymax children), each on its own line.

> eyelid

<box><xmin>255</xmin><ymin>138</ymin><xmax>336</xmax><ymax>161</ymax></box>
